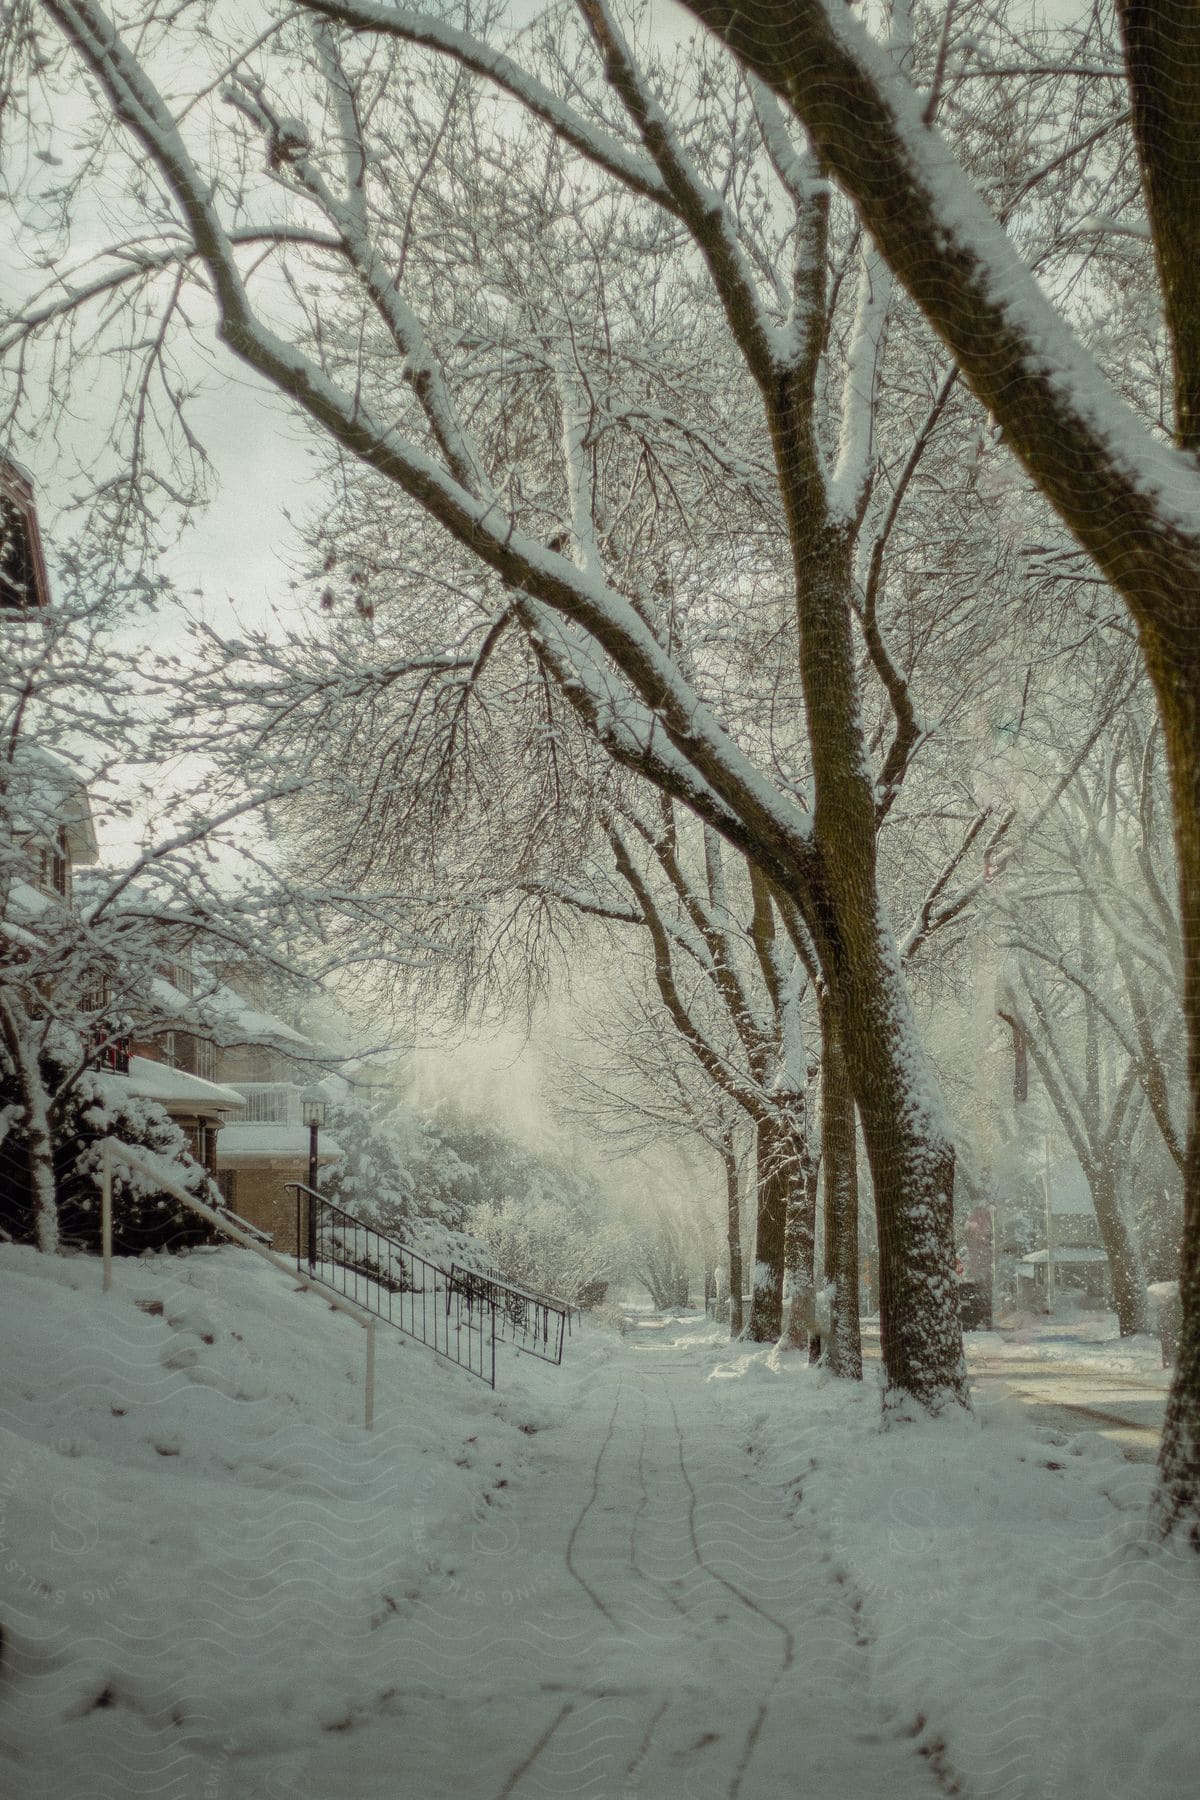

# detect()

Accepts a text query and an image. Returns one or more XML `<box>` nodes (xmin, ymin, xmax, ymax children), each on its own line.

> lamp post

<box><xmin>302</xmin><ymin>1092</ymin><xmax>327</xmax><ymax>1269</ymax></box>
<box><xmin>1042</xmin><ymin>1133</ymin><xmax>1056</xmax><ymax>1314</ymax></box>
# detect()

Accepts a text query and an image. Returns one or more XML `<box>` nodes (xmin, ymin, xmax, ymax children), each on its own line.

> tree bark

<box><xmin>1143</xmin><ymin>647</ymin><xmax>1200</xmax><ymax>1542</ymax></box>
<box><xmin>821</xmin><ymin>993</ymin><xmax>862</xmax><ymax>1380</ymax></box>
<box><xmin>1093</xmin><ymin>1158</ymin><xmax>1147</xmax><ymax>1338</ymax></box>
<box><xmin>1116</xmin><ymin>2</ymin><xmax>1200</xmax><ymax>455</ymax></box>
<box><xmin>722</xmin><ymin>1138</ymin><xmax>745</xmax><ymax>1336</ymax></box>
<box><xmin>782</xmin><ymin>1112</ymin><xmax>817</xmax><ymax>1352</ymax></box>
<box><xmin>790</xmin><ymin>520</ymin><xmax>966</xmax><ymax>1413</ymax></box>
<box><xmin>0</xmin><ymin>996</ymin><xmax>58</xmax><ymax>1255</ymax></box>
<box><xmin>748</xmin><ymin>1109</ymin><xmax>790</xmax><ymax>1339</ymax></box>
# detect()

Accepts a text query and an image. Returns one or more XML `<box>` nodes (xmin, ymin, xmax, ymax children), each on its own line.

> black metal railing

<box><xmin>447</xmin><ymin>1264</ymin><xmax>569</xmax><ymax>1366</ymax></box>
<box><xmin>288</xmin><ymin>1185</ymin><xmax>496</xmax><ymax>1388</ymax></box>
<box><xmin>480</xmin><ymin>1265</ymin><xmax>581</xmax><ymax>1335</ymax></box>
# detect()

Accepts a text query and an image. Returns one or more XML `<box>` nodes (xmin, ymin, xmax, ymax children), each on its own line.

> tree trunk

<box><xmin>782</xmin><ymin>1112</ymin><xmax>817</xmax><ymax>1351</ymax></box>
<box><xmin>821</xmin><ymin>994</ymin><xmax>862</xmax><ymax>1380</ymax></box>
<box><xmin>1149</xmin><ymin>672</ymin><xmax>1200</xmax><ymax>1547</ymax></box>
<box><xmin>722</xmin><ymin>1139</ymin><xmax>745</xmax><ymax>1336</ymax></box>
<box><xmin>805</xmin><ymin>1154</ymin><xmax>822</xmax><ymax>1364</ymax></box>
<box><xmin>1091</xmin><ymin>1159</ymin><xmax>1147</xmax><ymax>1337</ymax></box>
<box><xmin>0</xmin><ymin>997</ymin><xmax>58</xmax><ymax>1255</ymax></box>
<box><xmin>840</xmin><ymin>963</ymin><xmax>965</xmax><ymax>1415</ymax></box>
<box><xmin>784</xmin><ymin>503</ymin><xmax>967</xmax><ymax>1412</ymax></box>
<box><xmin>790</xmin><ymin>515</ymin><xmax>964</xmax><ymax>1411</ymax></box>
<box><xmin>748</xmin><ymin>1110</ymin><xmax>789</xmax><ymax>1339</ymax></box>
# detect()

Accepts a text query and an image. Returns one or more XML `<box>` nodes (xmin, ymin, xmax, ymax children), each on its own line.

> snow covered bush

<box><xmin>323</xmin><ymin>1092</ymin><xmax>611</xmax><ymax>1291</ymax></box>
<box><xmin>0</xmin><ymin>1036</ymin><xmax>219</xmax><ymax>1255</ymax></box>
<box><xmin>468</xmin><ymin>1194</ymin><xmax>615</xmax><ymax>1308</ymax></box>
<box><xmin>321</xmin><ymin>1089</ymin><xmax>467</xmax><ymax>1238</ymax></box>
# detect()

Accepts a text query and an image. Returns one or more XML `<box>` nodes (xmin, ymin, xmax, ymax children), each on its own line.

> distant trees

<box><xmin>324</xmin><ymin>1078</ymin><xmax>617</xmax><ymax>1300</ymax></box>
<box><xmin>993</xmin><ymin>699</ymin><xmax>1184</xmax><ymax>1334</ymax></box>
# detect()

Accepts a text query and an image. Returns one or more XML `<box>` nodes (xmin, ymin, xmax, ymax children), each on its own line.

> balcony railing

<box><xmin>90</xmin><ymin>1032</ymin><xmax>131</xmax><ymax>1075</ymax></box>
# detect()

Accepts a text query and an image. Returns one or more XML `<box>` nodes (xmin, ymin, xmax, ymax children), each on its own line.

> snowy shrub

<box><xmin>468</xmin><ymin>1193</ymin><xmax>615</xmax><ymax>1307</ymax></box>
<box><xmin>0</xmin><ymin>1038</ymin><xmax>219</xmax><ymax>1255</ymax></box>
<box><xmin>322</xmin><ymin>1094</ymin><xmax>611</xmax><ymax>1292</ymax></box>
<box><xmin>321</xmin><ymin>1092</ymin><xmax>465</xmax><ymax>1237</ymax></box>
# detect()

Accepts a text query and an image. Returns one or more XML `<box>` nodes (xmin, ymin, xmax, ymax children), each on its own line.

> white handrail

<box><xmin>99</xmin><ymin>1139</ymin><xmax>377</xmax><ymax>1430</ymax></box>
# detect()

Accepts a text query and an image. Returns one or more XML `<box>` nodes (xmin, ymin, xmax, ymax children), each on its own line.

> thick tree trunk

<box><xmin>1156</xmin><ymin>1129</ymin><xmax>1200</xmax><ymax>1550</ymax></box>
<box><xmin>821</xmin><ymin>994</ymin><xmax>862</xmax><ymax>1380</ymax></box>
<box><xmin>1118</xmin><ymin>2</ymin><xmax>1200</xmax><ymax>1547</ymax></box>
<box><xmin>1149</xmin><ymin>665</ymin><xmax>1200</xmax><ymax>1547</ymax></box>
<box><xmin>748</xmin><ymin>1110</ymin><xmax>790</xmax><ymax>1339</ymax></box>
<box><xmin>1117</xmin><ymin>2</ymin><xmax>1200</xmax><ymax>454</ymax></box>
<box><xmin>833</xmin><ymin>959</ymin><xmax>965</xmax><ymax>1415</ymax></box>
<box><xmin>805</xmin><ymin>1155</ymin><xmax>822</xmax><ymax>1364</ymax></box>
<box><xmin>788</xmin><ymin>517</ymin><xmax>967</xmax><ymax>1414</ymax></box>
<box><xmin>722</xmin><ymin>1140</ymin><xmax>745</xmax><ymax>1336</ymax></box>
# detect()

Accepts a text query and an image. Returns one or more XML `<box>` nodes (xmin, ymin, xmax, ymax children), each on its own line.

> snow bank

<box><xmin>698</xmin><ymin>1330</ymin><xmax>1198</xmax><ymax>1800</ymax></box>
<box><xmin>969</xmin><ymin>1311</ymin><xmax>1172</xmax><ymax>1381</ymax></box>
<box><xmin>0</xmin><ymin>1242</ymin><xmax>614</xmax><ymax>1797</ymax></box>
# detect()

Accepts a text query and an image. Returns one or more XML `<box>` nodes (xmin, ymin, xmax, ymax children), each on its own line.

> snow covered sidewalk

<box><xmin>288</xmin><ymin>1332</ymin><xmax>946</xmax><ymax>1800</ymax></box>
<box><xmin>1</xmin><ymin>1254</ymin><xmax>1198</xmax><ymax>1799</ymax></box>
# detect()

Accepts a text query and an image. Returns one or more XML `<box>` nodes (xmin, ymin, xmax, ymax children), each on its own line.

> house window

<box><xmin>51</xmin><ymin>828</ymin><xmax>69</xmax><ymax>897</ymax></box>
<box><xmin>32</xmin><ymin>831</ymin><xmax>70</xmax><ymax>899</ymax></box>
<box><xmin>81</xmin><ymin>980</ymin><xmax>112</xmax><ymax>1014</ymax></box>
<box><xmin>0</xmin><ymin>464</ymin><xmax>51</xmax><ymax>611</ymax></box>
<box><xmin>194</xmin><ymin>1036</ymin><xmax>216</xmax><ymax>1082</ymax></box>
<box><xmin>91</xmin><ymin>1033</ymin><xmax>130</xmax><ymax>1075</ymax></box>
<box><xmin>0</xmin><ymin>492</ymin><xmax>37</xmax><ymax>609</ymax></box>
<box><xmin>168</xmin><ymin>958</ymin><xmax>194</xmax><ymax>997</ymax></box>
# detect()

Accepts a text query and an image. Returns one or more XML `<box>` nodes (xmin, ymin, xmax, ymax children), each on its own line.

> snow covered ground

<box><xmin>965</xmin><ymin>1311</ymin><xmax>1172</xmax><ymax>1381</ymax></box>
<box><xmin>1</xmin><ymin>1252</ymin><xmax>1197</xmax><ymax>1799</ymax></box>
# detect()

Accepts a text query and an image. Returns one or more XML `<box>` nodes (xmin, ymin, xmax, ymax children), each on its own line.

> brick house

<box><xmin>209</xmin><ymin>970</ymin><xmax>340</xmax><ymax>1254</ymax></box>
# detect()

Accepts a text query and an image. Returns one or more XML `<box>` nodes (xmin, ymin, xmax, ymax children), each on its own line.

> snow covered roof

<box><xmin>0</xmin><ymin>878</ymin><xmax>53</xmax><ymax>944</ymax></box>
<box><xmin>120</xmin><ymin>1056</ymin><xmax>247</xmax><ymax>1114</ymax></box>
<box><xmin>217</xmin><ymin>1125</ymin><xmax>341</xmax><ymax>1161</ymax></box>
<box><xmin>206</xmin><ymin>982</ymin><xmax>312</xmax><ymax>1051</ymax></box>
<box><xmin>5</xmin><ymin>743</ymin><xmax>99</xmax><ymax>864</ymax></box>
<box><xmin>1019</xmin><ymin>1247</ymin><xmax>1108</xmax><ymax>1265</ymax></box>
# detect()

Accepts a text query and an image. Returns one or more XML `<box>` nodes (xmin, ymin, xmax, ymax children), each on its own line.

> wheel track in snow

<box><xmin>658</xmin><ymin>1378</ymin><xmax>795</xmax><ymax>1798</ymax></box>
<box><xmin>643</xmin><ymin>1344</ymin><xmax>964</xmax><ymax>1800</ymax></box>
<box><xmin>744</xmin><ymin>1409</ymin><xmax>977</xmax><ymax>1800</ymax></box>
<box><xmin>498</xmin><ymin>1356</ymin><xmax>791</xmax><ymax>1798</ymax></box>
<box><xmin>661</xmin><ymin>1384</ymin><xmax>796</xmax><ymax>1670</ymax></box>
<box><xmin>495</xmin><ymin>1700</ymin><xmax>577</xmax><ymax>1799</ymax></box>
<box><xmin>417</xmin><ymin>1327</ymin><xmax>965</xmax><ymax>1800</ymax></box>
<box><xmin>629</xmin><ymin>1378</ymin><xmax>688</xmax><ymax>1618</ymax></box>
<box><xmin>562</xmin><ymin>1374</ymin><xmax>624</xmax><ymax>1627</ymax></box>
